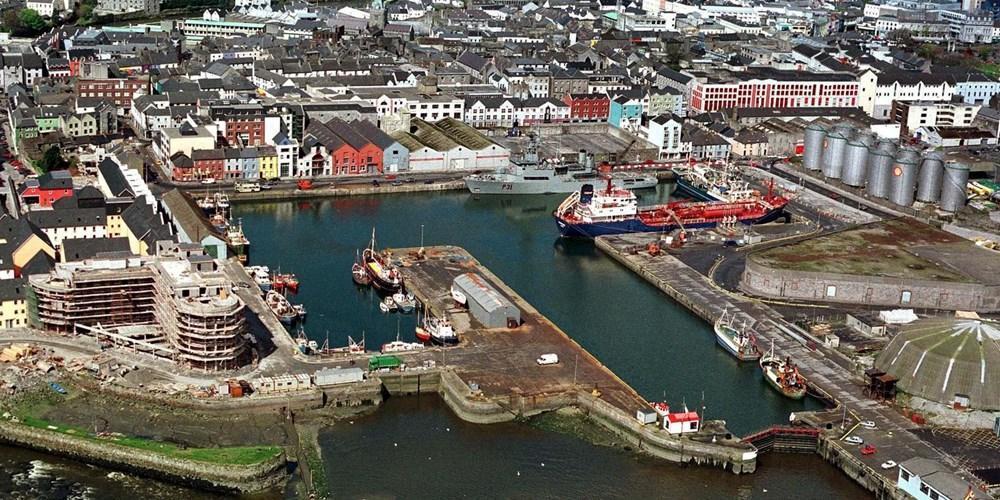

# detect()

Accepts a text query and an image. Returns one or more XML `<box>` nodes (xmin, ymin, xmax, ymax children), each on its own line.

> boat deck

<box><xmin>391</xmin><ymin>246</ymin><xmax>650</xmax><ymax>415</ymax></box>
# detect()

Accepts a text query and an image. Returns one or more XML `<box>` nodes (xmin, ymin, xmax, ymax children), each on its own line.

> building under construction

<box><xmin>27</xmin><ymin>243</ymin><xmax>249</xmax><ymax>371</ymax></box>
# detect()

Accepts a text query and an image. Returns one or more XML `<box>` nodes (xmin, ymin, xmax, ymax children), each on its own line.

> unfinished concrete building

<box><xmin>28</xmin><ymin>244</ymin><xmax>249</xmax><ymax>371</ymax></box>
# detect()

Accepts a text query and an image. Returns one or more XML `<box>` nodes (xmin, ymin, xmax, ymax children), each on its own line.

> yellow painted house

<box><xmin>0</xmin><ymin>279</ymin><xmax>28</xmax><ymax>329</ymax></box>
<box><xmin>258</xmin><ymin>147</ymin><xmax>279</xmax><ymax>180</ymax></box>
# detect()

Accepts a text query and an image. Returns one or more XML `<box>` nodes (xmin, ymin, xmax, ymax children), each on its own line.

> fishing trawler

<box><xmin>226</xmin><ymin>218</ymin><xmax>250</xmax><ymax>264</ymax></box>
<box><xmin>362</xmin><ymin>229</ymin><xmax>404</xmax><ymax>293</ymax></box>
<box><xmin>759</xmin><ymin>341</ymin><xmax>808</xmax><ymax>400</ymax></box>
<box><xmin>464</xmin><ymin>136</ymin><xmax>657</xmax><ymax>194</ymax></box>
<box><xmin>673</xmin><ymin>163</ymin><xmax>755</xmax><ymax>202</ymax></box>
<box><xmin>265</xmin><ymin>290</ymin><xmax>297</xmax><ymax>325</ymax></box>
<box><xmin>713</xmin><ymin>308</ymin><xmax>761</xmax><ymax>361</ymax></box>
<box><xmin>553</xmin><ymin>179</ymin><xmax>789</xmax><ymax>239</ymax></box>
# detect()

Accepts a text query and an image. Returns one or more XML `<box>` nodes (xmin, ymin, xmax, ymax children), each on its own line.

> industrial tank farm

<box><xmin>800</xmin><ymin>122</ymin><xmax>967</xmax><ymax>212</ymax></box>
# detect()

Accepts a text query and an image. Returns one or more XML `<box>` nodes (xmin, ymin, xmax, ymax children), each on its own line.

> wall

<box><xmin>740</xmin><ymin>259</ymin><xmax>1000</xmax><ymax>312</ymax></box>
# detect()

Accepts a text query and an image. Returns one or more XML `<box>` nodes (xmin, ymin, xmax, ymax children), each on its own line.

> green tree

<box><xmin>17</xmin><ymin>9</ymin><xmax>47</xmax><ymax>33</ymax></box>
<box><xmin>37</xmin><ymin>146</ymin><xmax>65</xmax><ymax>174</ymax></box>
<box><xmin>978</xmin><ymin>46</ymin><xmax>993</xmax><ymax>62</ymax></box>
<box><xmin>1</xmin><ymin>10</ymin><xmax>22</xmax><ymax>34</ymax></box>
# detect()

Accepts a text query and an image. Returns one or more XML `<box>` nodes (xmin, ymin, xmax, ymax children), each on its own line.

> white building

<box><xmin>897</xmin><ymin>457</ymin><xmax>990</xmax><ymax>500</ymax></box>
<box><xmin>644</xmin><ymin>114</ymin><xmax>686</xmax><ymax>159</ymax></box>
<box><xmin>859</xmin><ymin>69</ymin><xmax>954</xmax><ymax>119</ymax></box>
<box><xmin>95</xmin><ymin>0</ymin><xmax>159</xmax><ymax>15</ymax></box>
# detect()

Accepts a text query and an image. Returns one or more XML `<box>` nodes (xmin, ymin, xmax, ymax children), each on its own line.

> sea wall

<box><xmin>0</xmin><ymin>420</ymin><xmax>287</xmax><ymax>494</ymax></box>
<box><xmin>436</xmin><ymin>369</ymin><xmax>517</xmax><ymax>424</ymax></box>
<box><xmin>228</xmin><ymin>180</ymin><xmax>465</xmax><ymax>203</ymax></box>
<box><xmin>576</xmin><ymin>393</ymin><xmax>757</xmax><ymax>474</ymax></box>
<box><xmin>741</xmin><ymin>258</ymin><xmax>1000</xmax><ymax>312</ymax></box>
<box><xmin>817</xmin><ymin>437</ymin><xmax>908</xmax><ymax>500</ymax></box>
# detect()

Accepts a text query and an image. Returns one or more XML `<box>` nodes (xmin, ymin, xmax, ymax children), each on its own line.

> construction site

<box><xmin>27</xmin><ymin>242</ymin><xmax>252</xmax><ymax>372</ymax></box>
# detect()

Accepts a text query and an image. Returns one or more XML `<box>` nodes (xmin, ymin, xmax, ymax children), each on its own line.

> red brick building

<box><xmin>75</xmin><ymin>77</ymin><xmax>148</xmax><ymax>111</ymax></box>
<box><xmin>690</xmin><ymin>69</ymin><xmax>858</xmax><ymax>113</ymax></box>
<box><xmin>563</xmin><ymin>94</ymin><xmax>611</xmax><ymax>122</ymax></box>
<box><xmin>210</xmin><ymin>107</ymin><xmax>266</xmax><ymax>147</ymax></box>
<box><xmin>190</xmin><ymin>149</ymin><xmax>226</xmax><ymax>181</ymax></box>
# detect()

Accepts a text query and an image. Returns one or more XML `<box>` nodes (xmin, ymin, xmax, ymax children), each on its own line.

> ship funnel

<box><xmin>580</xmin><ymin>184</ymin><xmax>595</xmax><ymax>204</ymax></box>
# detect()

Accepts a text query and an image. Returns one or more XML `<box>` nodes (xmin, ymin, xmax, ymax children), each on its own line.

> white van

<box><xmin>234</xmin><ymin>181</ymin><xmax>261</xmax><ymax>193</ymax></box>
<box><xmin>536</xmin><ymin>353</ymin><xmax>559</xmax><ymax>365</ymax></box>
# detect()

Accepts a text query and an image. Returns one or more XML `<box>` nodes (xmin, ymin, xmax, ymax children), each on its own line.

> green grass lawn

<box><xmin>15</xmin><ymin>415</ymin><xmax>281</xmax><ymax>466</ymax></box>
<box><xmin>978</xmin><ymin>63</ymin><xmax>1000</xmax><ymax>78</ymax></box>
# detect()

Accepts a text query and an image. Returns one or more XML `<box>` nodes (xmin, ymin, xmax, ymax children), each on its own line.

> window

<box><xmin>901</xmin><ymin>291</ymin><xmax>911</xmax><ymax>304</ymax></box>
<box><xmin>900</xmin><ymin>470</ymin><xmax>910</xmax><ymax>482</ymax></box>
<box><xmin>919</xmin><ymin>483</ymin><xmax>930</xmax><ymax>494</ymax></box>
<box><xmin>826</xmin><ymin>285</ymin><xmax>837</xmax><ymax>298</ymax></box>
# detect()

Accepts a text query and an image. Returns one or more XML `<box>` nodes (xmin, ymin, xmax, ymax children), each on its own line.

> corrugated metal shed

<box><xmin>452</xmin><ymin>272</ymin><xmax>521</xmax><ymax>329</ymax></box>
<box><xmin>314</xmin><ymin>367</ymin><xmax>364</xmax><ymax>386</ymax></box>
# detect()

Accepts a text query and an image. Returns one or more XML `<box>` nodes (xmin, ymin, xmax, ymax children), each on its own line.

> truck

<box><xmin>235</xmin><ymin>181</ymin><xmax>261</xmax><ymax>193</ymax></box>
<box><xmin>368</xmin><ymin>355</ymin><xmax>402</xmax><ymax>372</ymax></box>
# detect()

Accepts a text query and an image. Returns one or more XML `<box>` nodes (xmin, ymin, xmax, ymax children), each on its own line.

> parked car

<box><xmin>860</xmin><ymin>420</ymin><xmax>877</xmax><ymax>430</ymax></box>
<box><xmin>880</xmin><ymin>460</ymin><xmax>897</xmax><ymax>469</ymax></box>
<box><xmin>844</xmin><ymin>436</ymin><xmax>863</xmax><ymax>445</ymax></box>
<box><xmin>861</xmin><ymin>444</ymin><xmax>877</xmax><ymax>456</ymax></box>
<box><xmin>200</xmin><ymin>178</ymin><xmax>216</xmax><ymax>184</ymax></box>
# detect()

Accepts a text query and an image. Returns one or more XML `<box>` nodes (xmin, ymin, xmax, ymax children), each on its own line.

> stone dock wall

<box><xmin>0</xmin><ymin>420</ymin><xmax>287</xmax><ymax>494</ymax></box>
<box><xmin>227</xmin><ymin>180</ymin><xmax>466</xmax><ymax>203</ymax></box>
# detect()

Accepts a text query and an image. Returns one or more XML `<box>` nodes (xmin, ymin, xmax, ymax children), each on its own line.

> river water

<box><xmin>0</xmin><ymin>185</ymin><xmax>870</xmax><ymax>498</ymax></box>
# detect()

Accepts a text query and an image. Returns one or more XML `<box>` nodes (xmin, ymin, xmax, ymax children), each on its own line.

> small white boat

<box><xmin>393</xmin><ymin>292</ymin><xmax>416</xmax><ymax>313</ymax></box>
<box><xmin>451</xmin><ymin>285</ymin><xmax>467</xmax><ymax>306</ymax></box>
<box><xmin>379</xmin><ymin>295</ymin><xmax>397</xmax><ymax>313</ymax></box>
<box><xmin>308</xmin><ymin>340</ymin><xmax>319</xmax><ymax>351</ymax></box>
<box><xmin>293</xmin><ymin>303</ymin><xmax>307</xmax><ymax>318</ymax></box>
<box><xmin>381</xmin><ymin>340</ymin><xmax>425</xmax><ymax>353</ymax></box>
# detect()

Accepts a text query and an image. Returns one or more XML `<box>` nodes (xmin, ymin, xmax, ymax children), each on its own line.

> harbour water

<box><xmin>235</xmin><ymin>185</ymin><xmax>826</xmax><ymax>435</ymax></box>
<box><xmin>0</xmin><ymin>185</ymin><xmax>866</xmax><ymax>498</ymax></box>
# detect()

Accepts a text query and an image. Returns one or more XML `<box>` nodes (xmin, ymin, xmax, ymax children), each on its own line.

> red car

<box><xmin>861</xmin><ymin>444</ymin><xmax>877</xmax><ymax>456</ymax></box>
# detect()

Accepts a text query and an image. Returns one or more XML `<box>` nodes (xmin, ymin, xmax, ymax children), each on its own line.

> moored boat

<box><xmin>393</xmin><ymin>291</ymin><xmax>416</xmax><ymax>313</ymax></box>
<box><xmin>379</xmin><ymin>295</ymin><xmax>397</xmax><ymax>313</ymax></box>
<box><xmin>553</xmin><ymin>179</ymin><xmax>789</xmax><ymax>239</ymax></box>
<box><xmin>265</xmin><ymin>290</ymin><xmax>298</xmax><ymax>325</ymax></box>
<box><xmin>425</xmin><ymin>315</ymin><xmax>457</xmax><ymax>346</ymax></box>
<box><xmin>759</xmin><ymin>341</ymin><xmax>807</xmax><ymax>400</ymax></box>
<box><xmin>274</xmin><ymin>273</ymin><xmax>299</xmax><ymax>293</ymax></box>
<box><xmin>362</xmin><ymin>228</ymin><xmax>404</xmax><ymax>293</ymax></box>
<box><xmin>352</xmin><ymin>250</ymin><xmax>372</xmax><ymax>286</ymax></box>
<box><xmin>381</xmin><ymin>339</ymin><xmax>425</xmax><ymax>353</ymax></box>
<box><xmin>246</xmin><ymin>265</ymin><xmax>271</xmax><ymax>291</ymax></box>
<box><xmin>714</xmin><ymin>309</ymin><xmax>761</xmax><ymax>361</ymax></box>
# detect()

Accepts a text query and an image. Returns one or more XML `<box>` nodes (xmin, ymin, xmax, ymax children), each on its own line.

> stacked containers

<box><xmin>803</xmin><ymin>123</ymin><xmax>827</xmax><ymax>171</ymax></box>
<box><xmin>866</xmin><ymin>141</ymin><xmax>897</xmax><ymax>198</ymax></box>
<box><xmin>940</xmin><ymin>162</ymin><xmax>970</xmax><ymax>212</ymax></box>
<box><xmin>915</xmin><ymin>151</ymin><xmax>945</xmax><ymax>203</ymax></box>
<box><xmin>842</xmin><ymin>134</ymin><xmax>872</xmax><ymax>187</ymax></box>
<box><xmin>821</xmin><ymin>125</ymin><xmax>851</xmax><ymax>179</ymax></box>
<box><xmin>889</xmin><ymin>147</ymin><xmax>921</xmax><ymax>207</ymax></box>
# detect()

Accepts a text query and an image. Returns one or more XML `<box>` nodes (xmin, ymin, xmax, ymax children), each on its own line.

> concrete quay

<box><xmin>595</xmin><ymin>232</ymin><xmax>977</xmax><ymax>497</ymax></box>
<box><xmin>387</xmin><ymin>245</ymin><xmax>758</xmax><ymax>473</ymax></box>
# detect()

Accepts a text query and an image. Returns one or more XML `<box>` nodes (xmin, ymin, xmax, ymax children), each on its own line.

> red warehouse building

<box><xmin>190</xmin><ymin>149</ymin><xmax>226</xmax><ymax>181</ymax></box>
<box><xmin>211</xmin><ymin>107</ymin><xmax>267</xmax><ymax>147</ymax></box>
<box><xmin>563</xmin><ymin>94</ymin><xmax>611</xmax><ymax>122</ymax></box>
<box><xmin>690</xmin><ymin>69</ymin><xmax>858</xmax><ymax>113</ymax></box>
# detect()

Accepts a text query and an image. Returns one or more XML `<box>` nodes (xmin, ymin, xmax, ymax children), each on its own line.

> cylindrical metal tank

<box><xmin>940</xmin><ymin>162</ymin><xmax>970</xmax><ymax>212</ymax></box>
<box><xmin>803</xmin><ymin>123</ymin><xmax>827</xmax><ymax>171</ymax></box>
<box><xmin>866</xmin><ymin>144</ymin><xmax>895</xmax><ymax>198</ymax></box>
<box><xmin>888</xmin><ymin>148</ymin><xmax>921</xmax><ymax>207</ymax></box>
<box><xmin>916</xmin><ymin>151</ymin><xmax>945</xmax><ymax>203</ymax></box>
<box><xmin>842</xmin><ymin>139</ymin><xmax>870</xmax><ymax>187</ymax></box>
<box><xmin>821</xmin><ymin>126</ymin><xmax>851</xmax><ymax>178</ymax></box>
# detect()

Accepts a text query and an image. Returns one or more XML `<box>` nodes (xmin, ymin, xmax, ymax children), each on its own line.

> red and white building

<box><xmin>663</xmin><ymin>410</ymin><xmax>701</xmax><ymax>434</ymax></box>
<box><xmin>690</xmin><ymin>70</ymin><xmax>858</xmax><ymax>113</ymax></box>
<box><xmin>562</xmin><ymin>93</ymin><xmax>611</xmax><ymax>122</ymax></box>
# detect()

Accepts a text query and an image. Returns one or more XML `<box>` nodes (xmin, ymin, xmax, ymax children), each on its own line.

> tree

<box><xmin>37</xmin><ymin>146</ymin><xmax>66</xmax><ymax>174</ymax></box>
<box><xmin>17</xmin><ymin>9</ymin><xmax>47</xmax><ymax>34</ymax></box>
<box><xmin>1</xmin><ymin>10</ymin><xmax>22</xmax><ymax>34</ymax></box>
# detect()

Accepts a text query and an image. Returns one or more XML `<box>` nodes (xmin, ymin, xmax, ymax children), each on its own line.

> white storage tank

<box><xmin>889</xmin><ymin>148</ymin><xmax>921</xmax><ymax>207</ymax></box>
<box><xmin>821</xmin><ymin>126</ymin><xmax>851</xmax><ymax>179</ymax></box>
<box><xmin>842</xmin><ymin>139</ymin><xmax>870</xmax><ymax>187</ymax></box>
<box><xmin>803</xmin><ymin>123</ymin><xmax>827</xmax><ymax>171</ymax></box>
<box><xmin>866</xmin><ymin>142</ymin><xmax>896</xmax><ymax>198</ymax></box>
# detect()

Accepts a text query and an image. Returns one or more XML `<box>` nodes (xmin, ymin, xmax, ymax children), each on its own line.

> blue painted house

<box><xmin>608</xmin><ymin>95</ymin><xmax>643</xmax><ymax>129</ymax></box>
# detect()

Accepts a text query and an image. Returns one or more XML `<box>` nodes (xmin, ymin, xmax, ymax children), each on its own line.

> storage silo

<box><xmin>889</xmin><ymin>148</ymin><xmax>920</xmax><ymax>207</ymax></box>
<box><xmin>916</xmin><ymin>151</ymin><xmax>945</xmax><ymax>203</ymax></box>
<box><xmin>866</xmin><ymin>144</ymin><xmax>895</xmax><ymax>198</ymax></box>
<box><xmin>842</xmin><ymin>139</ymin><xmax>870</xmax><ymax>187</ymax></box>
<box><xmin>803</xmin><ymin>123</ymin><xmax>827</xmax><ymax>171</ymax></box>
<box><xmin>821</xmin><ymin>126</ymin><xmax>850</xmax><ymax>178</ymax></box>
<box><xmin>940</xmin><ymin>162</ymin><xmax>970</xmax><ymax>212</ymax></box>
